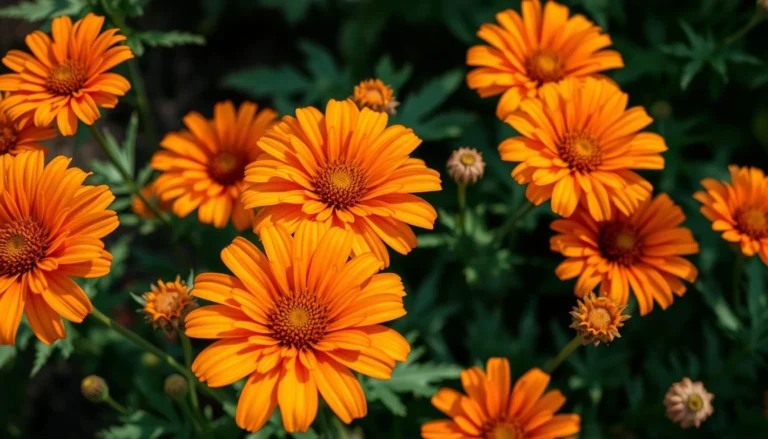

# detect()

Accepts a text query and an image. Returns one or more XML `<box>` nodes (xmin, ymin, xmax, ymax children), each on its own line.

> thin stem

<box><xmin>104</xmin><ymin>395</ymin><xmax>129</xmax><ymax>415</ymax></box>
<box><xmin>331</xmin><ymin>416</ymin><xmax>349</xmax><ymax>439</ymax></box>
<box><xmin>176</xmin><ymin>397</ymin><xmax>204</xmax><ymax>434</ymax></box>
<box><xmin>544</xmin><ymin>335</ymin><xmax>583</xmax><ymax>375</ymax></box>
<box><xmin>87</xmin><ymin>124</ymin><xmax>171</xmax><ymax>227</ymax></box>
<box><xmin>89</xmin><ymin>307</ymin><xmax>233</xmax><ymax>406</ymax></box>
<box><xmin>317</xmin><ymin>404</ymin><xmax>334</xmax><ymax>439</ymax></box>
<box><xmin>456</xmin><ymin>183</ymin><xmax>467</xmax><ymax>236</ymax></box>
<box><xmin>495</xmin><ymin>199</ymin><xmax>536</xmax><ymax>247</ymax></box>
<box><xmin>179</xmin><ymin>332</ymin><xmax>200</xmax><ymax>410</ymax></box>
<box><xmin>99</xmin><ymin>0</ymin><xmax>157</xmax><ymax>146</ymax></box>
<box><xmin>732</xmin><ymin>251</ymin><xmax>746</xmax><ymax>313</ymax></box>
<box><xmin>724</xmin><ymin>11</ymin><xmax>766</xmax><ymax>46</ymax></box>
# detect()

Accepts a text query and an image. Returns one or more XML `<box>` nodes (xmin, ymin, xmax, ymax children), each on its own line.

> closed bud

<box><xmin>164</xmin><ymin>374</ymin><xmax>188</xmax><ymax>399</ymax></box>
<box><xmin>81</xmin><ymin>375</ymin><xmax>109</xmax><ymax>403</ymax></box>
<box><xmin>447</xmin><ymin>147</ymin><xmax>486</xmax><ymax>186</ymax></box>
<box><xmin>141</xmin><ymin>352</ymin><xmax>160</xmax><ymax>368</ymax></box>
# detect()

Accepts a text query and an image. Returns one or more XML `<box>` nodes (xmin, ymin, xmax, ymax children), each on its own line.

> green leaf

<box><xmin>130</xmin><ymin>31</ymin><xmax>206</xmax><ymax>57</ymax></box>
<box><xmin>0</xmin><ymin>345</ymin><xmax>17</xmax><ymax>370</ymax></box>
<box><xmin>374</xmin><ymin>55</ymin><xmax>413</xmax><ymax>90</ymax></box>
<box><xmin>98</xmin><ymin>411</ymin><xmax>174</xmax><ymax>439</ymax></box>
<box><xmin>377</xmin><ymin>347</ymin><xmax>461</xmax><ymax>397</ymax></box>
<box><xmin>413</xmin><ymin>110</ymin><xmax>476</xmax><ymax>141</ymax></box>
<box><xmin>0</xmin><ymin>0</ymin><xmax>86</xmax><ymax>21</ymax></box>
<box><xmin>30</xmin><ymin>342</ymin><xmax>54</xmax><ymax>377</ymax></box>
<box><xmin>366</xmin><ymin>383</ymin><xmax>407</xmax><ymax>417</ymax></box>
<box><xmin>221</xmin><ymin>66</ymin><xmax>310</xmax><ymax>99</ymax></box>
<box><xmin>397</xmin><ymin>69</ymin><xmax>464</xmax><ymax>125</ymax></box>
<box><xmin>681</xmin><ymin>59</ymin><xmax>705</xmax><ymax>90</ymax></box>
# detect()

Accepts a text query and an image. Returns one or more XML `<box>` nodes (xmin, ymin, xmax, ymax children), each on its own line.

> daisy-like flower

<box><xmin>500</xmin><ymin>77</ymin><xmax>667</xmax><ymax>221</ymax></box>
<box><xmin>550</xmin><ymin>194</ymin><xmax>699</xmax><ymax>315</ymax></box>
<box><xmin>664</xmin><ymin>378</ymin><xmax>714</xmax><ymax>429</ymax></box>
<box><xmin>0</xmin><ymin>14</ymin><xmax>133</xmax><ymax>136</ymax></box>
<box><xmin>694</xmin><ymin>165</ymin><xmax>768</xmax><ymax>266</ymax></box>
<box><xmin>0</xmin><ymin>93</ymin><xmax>56</xmax><ymax>156</ymax></box>
<box><xmin>447</xmin><ymin>147</ymin><xmax>486</xmax><ymax>186</ymax></box>
<box><xmin>421</xmin><ymin>358</ymin><xmax>580</xmax><ymax>439</ymax></box>
<box><xmin>131</xmin><ymin>181</ymin><xmax>172</xmax><ymax>219</ymax></box>
<box><xmin>0</xmin><ymin>151</ymin><xmax>118</xmax><ymax>345</ymax></box>
<box><xmin>151</xmin><ymin>101</ymin><xmax>278</xmax><ymax>231</ymax></box>
<box><xmin>569</xmin><ymin>292</ymin><xmax>630</xmax><ymax>346</ymax></box>
<box><xmin>142</xmin><ymin>276</ymin><xmax>196</xmax><ymax>334</ymax></box>
<box><xmin>185</xmin><ymin>224</ymin><xmax>410</xmax><ymax>433</ymax></box>
<box><xmin>241</xmin><ymin>99</ymin><xmax>441</xmax><ymax>267</ymax></box>
<box><xmin>467</xmin><ymin>0</ymin><xmax>624</xmax><ymax>119</ymax></box>
<box><xmin>352</xmin><ymin>79</ymin><xmax>399</xmax><ymax>115</ymax></box>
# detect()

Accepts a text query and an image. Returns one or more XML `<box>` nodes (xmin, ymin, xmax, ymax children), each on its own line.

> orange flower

<box><xmin>151</xmin><ymin>101</ymin><xmax>277</xmax><ymax>231</ymax></box>
<box><xmin>0</xmin><ymin>93</ymin><xmax>56</xmax><ymax>156</ymax></box>
<box><xmin>352</xmin><ymin>79</ymin><xmax>399</xmax><ymax>115</ymax></box>
<box><xmin>0</xmin><ymin>14</ymin><xmax>133</xmax><ymax>136</ymax></box>
<box><xmin>241</xmin><ymin>99</ymin><xmax>441</xmax><ymax>267</ymax></box>
<box><xmin>185</xmin><ymin>224</ymin><xmax>410</xmax><ymax>433</ymax></box>
<box><xmin>131</xmin><ymin>181</ymin><xmax>172</xmax><ymax>219</ymax></box>
<box><xmin>142</xmin><ymin>276</ymin><xmax>195</xmax><ymax>333</ymax></box>
<box><xmin>467</xmin><ymin>0</ymin><xmax>624</xmax><ymax>119</ymax></box>
<box><xmin>550</xmin><ymin>194</ymin><xmax>699</xmax><ymax>315</ymax></box>
<box><xmin>570</xmin><ymin>292</ymin><xmax>630</xmax><ymax>346</ymax></box>
<box><xmin>0</xmin><ymin>151</ymin><xmax>118</xmax><ymax>345</ymax></box>
<box><xmin>694</xmin><ymin>165</ymin><xmax>768</xmax><ymax>265</ymax></box>
<box><xmin>421</xmin><ymin>358</ymin><xmax>580</xmax><ymax>439</ymax></box>
<box><xmin>500</xmin><ymin>77</ymin><xmax>667</xmax><ymax>221</ymax></box>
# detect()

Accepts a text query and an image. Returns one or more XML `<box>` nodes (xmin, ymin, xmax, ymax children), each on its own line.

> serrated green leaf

<box><xmin>30</xmin><ymin>342</ymin><xmax>54</xmax><ymax>377</ymax></box>
<box><xmin>0</xmin><ymin>345</ymin><xmax>17</xmax><ymax>370</ymax></box>
<box><xmin>398</xmin><ymin>69</ymin><xmax>464</xmax><ymax>125</ymax></box>
<box><xmin>98</xmin><ymin>411</ymin><xmax>173</xmax><ymax>439</ymax></box>
<box><xmin>366</xmin><ymin>383</ymin><xmax>407</xmax><ymax>416</ymax></box>
<box><xmin>134</xmin><ymin>31</ymin><xmax>206</xmax><ymax>50</ymax></box>
<box><xmin>0</xmin><ymin>0</ymin><xmax>86</xmax><ymax>21</ymax></box>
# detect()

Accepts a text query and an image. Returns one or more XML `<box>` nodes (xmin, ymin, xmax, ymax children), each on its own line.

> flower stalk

<box><xmin>544</xmin><ymin>334</ymin><xmax>583</xmax><ymax>374</ymax></box>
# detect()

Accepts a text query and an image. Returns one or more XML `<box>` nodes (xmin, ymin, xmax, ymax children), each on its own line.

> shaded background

<box><xmin>1</xmin><ymin>0</ymin><xmax>768</xmax><ymax>437</ymax></box>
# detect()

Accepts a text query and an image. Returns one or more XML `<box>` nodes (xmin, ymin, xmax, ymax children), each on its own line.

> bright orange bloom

<box><xmin>421</xmin><ymin>358</ymin><xmax>580</xmax><ymax>439</ymax></box>
<box><xmin>352</xmin><ymin>79</ymin><xmax>399</xmax><ymax>115</ymax></box>
<box><xmin>0</xmin><ymin>151</ymin><xmax>118</xmax><ymax>345</ymax></box>
<box><xmin>694</xmin><ymin>165</ymin><xmax>768</xmax><ymax>266</ymax></box>
<box><xmin>550</xmin><ymin>194</ymin><xmax>699</xmax><ymax>316</ymax></box>
<box><xmin>466</xmin><ymin>0</ymin><xmax>624</xmax><ymax>119</ymax></box>
<box><xmin>0</xmin><ymin>14</ymin><xmax>133</xmax><ymax>136</ymax></box>
<box><xmin>131</xmin><ymin>181</ymin><xmax>173</xmax><ymax>219</ymax></box>
<box><xmin>151</xmin><ymin>101</ymin><xmax>277</xmax><ymax>231</ymax></box>
<box><xmin>242</xmin><ymin>99</ymin><xmax>441</xmax><ymax>267</ymax></box>
<box><xmin>142</xmin><ymin>276</ymin><xmax>195</xmax><ymax>332</ymax></box>
<box><xmin>0</xmin><ymin>93</ymin><xmax>56</xmax><ymax>156</ymax></box>
<box><xmin>185</xmin><ymin>224</ymin><xmax>410</xmax><ymax>433</ymax></box>
<box><xmin>500</xmin><ymin>77</ymin><xmax>667</xmax><ymax>221</ymax></box>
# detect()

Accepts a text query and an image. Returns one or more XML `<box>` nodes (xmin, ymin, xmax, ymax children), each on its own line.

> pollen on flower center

<box><xmin>46</xmin><ymin>61</ymin><xmax>88</xmax><ymax>96</ymax></box>
<box><xmin>525</xmin><ymin>49</ymin><xmax>565</xmax><ymax>83</ymax></box>
<box><xmin>460</xmin><ymin>153</ymin><xmax>476</xmax><ymax>166</ymax></box>
<box><xmin>559</xmin><ymin>132</ymin><xmax>603</xmax><ymax>172</ymax></box>
<box><xmin>687</xmin><ymin>394</ymin><xmax>704</xmax><ymax>412</ymax></box>
<box><xmin>365</xmin><ymin>89</ymin><xmax>384</xmax><ymax>104</ymax></box>
<box><xmin>599</xmin><ymin>221</ymin><xmax>641</xmax><ymax>265</ymax></box>
<box><xmin>268</xmin><ymin>292</ymin><xmax>330</xmax><ymax>349</ymax></box>
<box><xmin>209</xmin><ymin>151</ymin><xmax>245</xmax><ymax>186</ymax></box>
<box><xmin>735</xmin><ymin>206</ymin><xmax>768</xmax><ymax>239</ymax></box>
<box><xmin>313</xmin><ymin>162</ymin><xmax>367</xmax><ymax>209</ymax></box>
<box><xmin>0</xmin><ymin>218</ymin><xmax>49</xmax><ymax>276</ymax></box>
<box><xmin>481</xmin><ymin>419</ymin><xmax>522</xmax><ymax>439</ymax></box>
<box><xmin>587</xmin><ymin>307</ymin><xmax>612</xmax><ymax>329</ymax></box>
<box><xmin>154</xmin><ymin>291</ymin><xmax>182</xmax><ymax>315</ymax></box>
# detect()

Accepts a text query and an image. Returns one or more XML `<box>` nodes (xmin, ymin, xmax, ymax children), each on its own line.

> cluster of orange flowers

<box><xmin>0</xmin><ymin>1</ymin><xmax>761</xmax><ymax>436</ymax></box>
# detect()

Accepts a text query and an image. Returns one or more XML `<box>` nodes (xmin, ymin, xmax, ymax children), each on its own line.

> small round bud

<box><xmin>141</xmin><ymin>352</ymin><xmax>160</xmax><ymax>368</ymax></box>
<box><xmin>447</xmin><ymin>147</ymin><xmax>486</xmax><ymax>186</ymax></box>
<box><xmin>81</xmin><ymin>375</ymin><xmax>109</xmax><ymax>403</ymax></box>
<box><xmin>164</xmin><ymin>374</ymin><xmax>188</xmax><ymax>399</ymax></box>
<box><xmin>649</xmin><ymin>101</ymin><xmax>672</xmax><ymax>120</ymax></box>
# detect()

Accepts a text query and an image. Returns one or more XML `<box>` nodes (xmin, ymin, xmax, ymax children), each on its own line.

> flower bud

<box><xmin>447</xmin><ymin>147</ymin><xmax>486</xmax><ymax>186</ymax></box>
<box><xmin>141</xmin><ymin>352</ymin><xmax>160</xmax><ymax>368</ymax></box>
<box><xmin>164</xmin><ymin>374</ymin><xmax>188</xmax><ymax>399</ymax></box>
<box><xmin>81</xmin><ymin>375</ymin><xmax>109</xmax><ymax>403</ymax></box>
<box><xmin>664</xmin><ymin>378</ymin><xmax>714</xmax><ymax>429</ymax></box>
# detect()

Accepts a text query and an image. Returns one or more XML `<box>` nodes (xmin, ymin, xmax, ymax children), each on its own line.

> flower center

<box><xmin>0</xmin><ymin>218</ymin><xmax>49</xmax><ymax>276</ymax></box>
<box><xmin>460</xmin><ymin>153</ymin><xmax>476</xmax><ymax>166</ymax></box>
<box><xmin>687</xmin><ymin>394</ymin><xmax>704</xmax><ymax>412</ymax></box>
<box><xmin>155</xmin><ymin>291</ymin><xmax>182</xmax><ymax>316</ymax></box>
<box><xmin>599</xmin><ymin>221</ymin><xmax>642</xmax><ymax>265</ymax></box>
<box><xmin>735</xmin><ymin>206</ymin><xmax>768</xmax><ymax>239</ymax></box>
<box><xmin>268</xmin><ymin>292</ymin><xmax>330</xmax><ymax>350</ymax></box>
<box><xmin>526</xmin><ymin>49</ymin><xmax>565</xmax><ymax>83</ymax></box>
<box><xmin>46</xmin><ymin>61</ymin><xmax>88</xmax><ymax>96</ymax></box>
<box><xmin>209</xmin><ymin>151</ymin><xmax>245</xmax><ymax>186</ymax></box>
<box><xmin>587</xmin><ymin>307</ymin><xmax>612</xmax><ymax>329</ymax></box>
<box><xmin>0</xmin><ymin>118</ymin><xmax>17</xmax><ymax>154</ymax></box>
<box><xmin>365</xmin><ymin>88</ymin><xmax>384</xmax><ymax>104</ymax></box>
<box><xmin>481</xmin><ymin>419</ymin><xmax>522</xmax><ymax>439</ymax></box>
<box><xmin>558</xmin><ymin>132</ymin><xmax>603</xmax><ymax>172</ymax></box>
<box><xmin>313</xmin><ymin>162</ymin><xmax>367</xmax><ymax>209</ymax></box>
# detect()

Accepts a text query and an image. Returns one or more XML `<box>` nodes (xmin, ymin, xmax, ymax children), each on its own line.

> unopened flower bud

<box><xmin>141</xmin><ymin>352</ymin><xmax>160</xmax><ymax>368</ymax></box>
<box><xmin>164</xmin><ymin>374</ymin><xmax>188</xmax><ymax>399</ymax></box>
<box><xmin>650</xmin><ymin>101</ymin><xmax>672</xmax><ymax>120</ymax></box>
<box><xmin>81</xmin><ymin>375</ymin><xmax>109</xmax><ymax>403</ymax></box>
<box><xmin>447</xmin><ymin>147</ymin><xmax>486</xmax><ymax>186</ymax></box>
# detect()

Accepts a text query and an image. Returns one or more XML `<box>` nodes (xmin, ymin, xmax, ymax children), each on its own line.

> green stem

<box><xmin>99</xmin><ymin>0</ymin><xmax>157</xmax><ymax>147</ymax></box>
<box><xmin>89</xmin><ymin>307</ymin><xmax>233</xmax><ymax>406</ymax></box>
<box><xmin>176</xmin><ymin>397</ymin><xmax>204</xmax><ymax>434</ymax></box>
<box><xmin>87</xmin><ymin>124</ymin><xmax>171</xmax><ymax>227</ymax></box>
<box><xmin>495</xmin><ymin>199</ymin><xmax>536</xmax><ymax>247</ymax></box>
<box><xmin>179</xmin><ymin>332</ymin><xmax>200</xmax><ymax>410</ymax></box>
<box><xmin>732</xmin><ymin>251</ymin><xmax>746</xmax><ymax>313</ymax></box>
<box><xmin>456</xmin><ymin>183</ymin><xmax>467</xmax><ymax>236</ymax></box>
<box><xmin>104</xmin><ymin>395</ymin><xmax>129</xmax><ymax>415</ymax></box>
<box><xmin>544</xmin><ymin>335</ymin><xmax>583</xmax><ymax>375</ymax></box>
<box><xmin>724</xmin><ymin>10</ymin><xmax>766</xmax><ymax>46</ymax></box>
<box><xmin>331</xmin><ymin>416</ymin><xmax>349</xmax><ymax>439</ymax></box>
<box><xmin>317</xmin><ymin>404</ymin><xmax>335</xmax><ymax>439</ymax></box>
